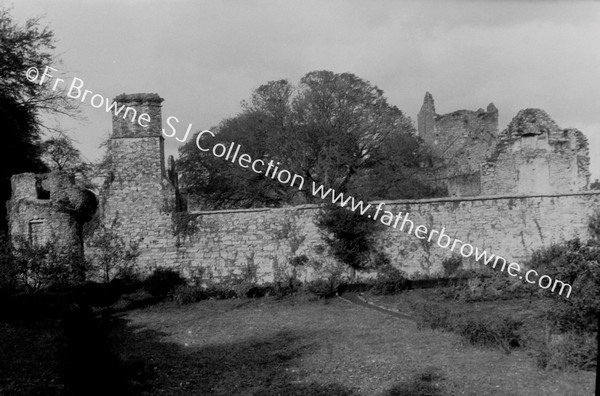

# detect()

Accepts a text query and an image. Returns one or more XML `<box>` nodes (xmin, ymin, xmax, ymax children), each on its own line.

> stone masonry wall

<box><xmin>123</xmin><ymin>191</ymin><xmax>600</xmax><ymax>282</ymax></box>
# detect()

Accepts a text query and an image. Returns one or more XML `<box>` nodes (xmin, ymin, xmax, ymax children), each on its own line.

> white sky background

<box><xmin>6</xmin><ymin>0</ymin><xmax>600</xmax><ymax>181</ymax></box>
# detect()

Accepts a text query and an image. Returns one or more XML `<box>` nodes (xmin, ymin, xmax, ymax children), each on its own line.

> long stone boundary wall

<box><xmin>133</xmin><ymin>191</ymin><xmax>600</xmax><ymax>282</ymax></box>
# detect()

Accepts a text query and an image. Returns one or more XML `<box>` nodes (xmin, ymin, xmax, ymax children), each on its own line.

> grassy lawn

<box><xmin>362</xmin><ymin>288</ymin><xmax>556</xmax><ymax>347</ymax></box>
<box><xmin>110</xmin><ymin>296</ymin><xmax>596</xmax><ymax>395</ymax></box>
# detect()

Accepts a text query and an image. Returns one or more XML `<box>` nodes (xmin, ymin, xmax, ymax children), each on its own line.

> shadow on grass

<box><xmin>109</xmin><ymin>315</ymin><xmax>359</xmax><ymax>395</ymax></box>
<box><xmin>2</xmin><ymin>292</ymin><xmax>454</xmax><ymax>396</ymax></box>
<box><xmin>383</xmin><ymin>366</ymin><xmax>450</xmax><ymax>396</ymax></box>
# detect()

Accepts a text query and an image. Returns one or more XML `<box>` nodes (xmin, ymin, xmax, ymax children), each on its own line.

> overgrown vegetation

<box><xmin>0</xmin><ymin>234</ymin><xmax>86</xmax><ymax>291</ymax></box>
<box><xmin>404</xmin><ymin>235</ymin><xmax>599</xmax><ymax>372</ymax></box>
<box><xmin>170</xmin><ymin>212</ymin><xmax>199</xmax><ymax>246</ymax></box>
<box><xmin>85</xmin><ymin>220</ymin><xmax>140</xmax><ymax>283</ymax></box>
<box><xmin>527</xmin><ymin>238</ymin><xmax>599</xmax><ymax>333</ymax></box>
<box><xmin>441</xmin><ymin>253</ymin><xmax>462</xmax><ymax>277</ymax></box>
<box><xmin>315</xmin><ymin>203</ymin><xmax>387</xmax><ymax>275</ymax></box>
<box><xmin>370</xmin><ymin>262</ymin><xmax>409</xmax><ymax>295</ymax></box>
<box><xmin>143</xmin><ymin>268</ymin><xmax>186</xmax><ymax>300</ymax></box>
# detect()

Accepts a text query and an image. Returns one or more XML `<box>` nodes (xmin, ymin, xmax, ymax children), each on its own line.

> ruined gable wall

<box><xmin>433</xmin><ymin>106</ymin><xmax>498</xmax><ymax>174</ymax></box>
<box><xmin>481</xmin><ymin>109</ymin><xmax>590</xmax><ymax>196</ymax></box>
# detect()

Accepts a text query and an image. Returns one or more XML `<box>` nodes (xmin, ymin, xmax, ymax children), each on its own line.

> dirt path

<box><xmin>338</xmin><ymin>292</ymin><xmax>414</xmax><ymax>321</ymax></box>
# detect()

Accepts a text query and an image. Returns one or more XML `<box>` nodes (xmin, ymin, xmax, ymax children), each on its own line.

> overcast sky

<box><xmin>6</xmin><ymin>0</ymin><xmax>600</xmax><ymax>180</ymax></box>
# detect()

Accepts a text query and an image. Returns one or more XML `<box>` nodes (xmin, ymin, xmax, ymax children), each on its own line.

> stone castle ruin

<box><xmin>417</xmin><ymin>92</ymin><xmax>590</xmax><ymax>197</ymax></box>
<box><xmin>8</xmin><ymin>171</ymin><xmax>97</xmax><ymax>260</ymax></box>
<box><xmin>7</xmin><ymin>92</ymin><xmax>600</xmax><ymax>281</ymax></box>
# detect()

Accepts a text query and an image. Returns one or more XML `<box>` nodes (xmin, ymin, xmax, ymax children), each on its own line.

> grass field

<box><xmin>362</xmin><ymin>288</ymin><xmax>556</xmax><ymax>348</ymax></box>
<box><xmin>110</xmin><ymin>296</ymin><xmax>596</xmax><ymax>395</ymax></box>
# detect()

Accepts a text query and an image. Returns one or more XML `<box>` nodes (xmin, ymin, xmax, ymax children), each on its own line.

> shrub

<box><xmin>86</xmin><ymin>221</ymin><xmax>140</xmax><ymax>283</ymax></box>
<box><xmin>172</xmin><ymin>284</ymin><xmax>209</xmax><ymax>304</ymax></box>
<box><xmin>272</xmin><ymin>278</ymin><xmax>302</xmax><ymax>298</ymax></box>
<box><xmin>371</xmin><ymin>264</ymin><xmax>408</xmax><ymax>295</ymax></box>
<box><xmin>455</xmin><ymin>316</ymin><xmax>523</xmax><ymax>353</ymax></box>
<box><xmin>536</xmin><ymin>331</ymin><xmax>597</xmax><ymax>371</ymax></box>
<box><xmin>306</xmin><ymin>277</ymin><xmax>340</xmax><ymax>298</ymax></box>
<box><xmin>441</xmin><ymin>254</ymin><xmax>462</xmax><ymax>277</ymax></box>
<box><xmin>8</xmin><ymin>235</ymin><xmax>87</xmax><ymax>290</ymax></box>
<box><xmin>435</xmin><ymin>268</ymin><xmax>532</xmax><ymax>302</ymax></box>
<box><xmin>315</xmin><ymin>203</ymin><xmax>385</xmax><ymax>273</ymax></box>
<box><xmin>527</xmin><ymin>238</ymin><xmax>600</xmax><ymax>333</ymax></box>
<box><xmin>143</xmin><ymin>268</ymin><xmax>186</xmax><ymax>299</ymax></box>
<box><xmin>412</xmin><ymin>302</ymin><xmax>523</xmax><ymax>354</ymax></box>
<box><xmin>204</xmin><ymin>284</ymin><xmax>237</xmax><ymax>299</ymax></box>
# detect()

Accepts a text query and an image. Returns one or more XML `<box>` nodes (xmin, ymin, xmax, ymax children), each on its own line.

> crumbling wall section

<box><xmin>8</xmin><ymin>171</ymin><xmax>96</xmax><ymax>256</ymax></box>
<box><xmin>481</xmin><ymin>109</ymin><xmax>590</xmax><ymax>195</ymax></box>
<box><xmin>417</xmin><ymin>92</ymin><xmax>498</xmax><ymax>196</ymax></box>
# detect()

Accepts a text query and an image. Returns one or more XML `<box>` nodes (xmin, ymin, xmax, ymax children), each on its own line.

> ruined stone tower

<box><xmin>99</xmin><ymin>93</ymin><xmax>180</xmax><ymax>270</ymax></box>
<box><xmin>417</xmin><ymin>92</ymin><xmax>499</xmax><ymax>196</ymax></box>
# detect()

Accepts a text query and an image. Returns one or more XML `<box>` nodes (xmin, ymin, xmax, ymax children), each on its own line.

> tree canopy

<box><xmin>0</xmin><ymin>7</ymin><xmax>78</xmax><ymax>231</ymax></box>
<box><xmin>178</xmin><ymin>70</ymin><xmax>441</xmax><ymax>210</ymax></box>
<box><xmin>41</xmin><ymin>136</ymin><xmax>87</xmax><ymax>172</ymax></box>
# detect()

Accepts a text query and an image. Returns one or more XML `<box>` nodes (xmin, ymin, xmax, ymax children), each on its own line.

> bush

<box><xmin>305</xmin><ymin>277</ymin><xmax>340</xmax><ymax>298</ymax></box>
<box><xmin>371</xmin><ymin>264</ymin><xmax>408</xmax><ymax>295</ymax></box>
<box><xmin>435</xmin><ymin>269</ymin><xmax>532</xmax><ymax>302</ymax></box>
<box><xmin>455</xmin><ymin>316</ymin><xmax>523</xmax><ymax>353</ymax></box>
<box><xmin>536</xmin><ymin>331</ymin><xmax>597</xmax><ymax>371</ymax></box>
<box><xmin>413</xmin><ymin>302</ymin><xmax>523</xmax><ymax>353</ymax></box>
<box><xmin>527</xmin><ymin>238</ymin><xmax>600</xmax><ymax>333</ymax></box>
<box><xmin>272</xmin><ymin>278</ymin><xmax>302</xmax><ymax>298</ymax></box>
<box><xmin>86</xmin><ymin>222</ymin><xmax>140</xmax><ymax>283</ymax></box>
<box><xmin>172</xmin><ymin>285</ymin><xmax>209</xmax><ymax>304</ymax></box>
<box><xmin>441</xmin><ymin>254</ymin><xmax>462</xmax><ymax>277</ymax></box>
<box><xmin>7</xmin><ymin>235</ymin><xmax>87</xmax><ymax>291</ymax></box>
<box><xmin>143</xmin><ymin>268</ymin><xmax>186</xmax><ymax>300</ymax></box>
<box><xmin>315</xmin><ymin>203</ymin><xmax>385</xmax><ymax>272</ymax></box>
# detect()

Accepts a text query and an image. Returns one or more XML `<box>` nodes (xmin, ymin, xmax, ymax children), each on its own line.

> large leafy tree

<box><xmin>0</xmin><ymin>7</ymin><xmax>77</xmax><ymax>231</ymax></box>
<box><xmin>178</xmin><ymin>70</ymin><xmax>440</xmax><ymax>210</ymax></box>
